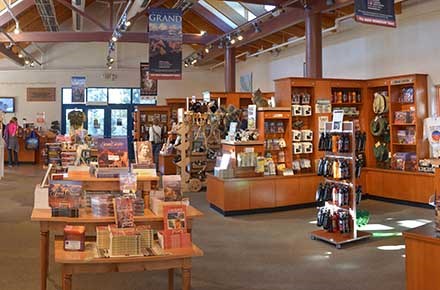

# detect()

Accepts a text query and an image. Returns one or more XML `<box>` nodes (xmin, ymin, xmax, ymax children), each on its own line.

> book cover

<box><xmin>113</xmin><ymin>196</ymin><xmax>135</xmax><ymax>228</ymax></box>
<box><xmin>48</xmin><ymin>180</ymin><xmax>82</xmax><ymax>208</ymax></box>
<box><xmin>119</xmin><ymin>173</ymin><xmax>137</xmax><ymax>194</ymax></box>
<box><xmin>163</xmin><ymin>204</ymin><xmax>187</xmax><ymax>234</ymax></box>
<box><xmin>162</xmin><ymin>175</ymin><xmax>182</xmax><ymax>201</ymax></box>
<box><xmin>97</xmin><ymin>138</ymin><xmax>129</xmax><ymax>168</ymax></box>
<box><xmin>134</xmin><ymin>141</ymin><xmax>154</xmax><ymax>165</ymax></box>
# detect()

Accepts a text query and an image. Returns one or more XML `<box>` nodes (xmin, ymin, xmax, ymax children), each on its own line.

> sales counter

<box><xmin>3</xmin><ymin>130</ymin><xmax>55</xmax><ymax>164</ymax></box>
<box><xmin>404</xmin><ymin>222</ymin><xmax>439</xmax><ymax>290</ymax></box>
<box><xmin>206</xmin><ymin>173</ymin><xmax>320</xmax><ymax>215</ymax></box>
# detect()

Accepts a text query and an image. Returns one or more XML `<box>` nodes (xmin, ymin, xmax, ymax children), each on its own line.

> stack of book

<box><xmin>90</xmin><ymin>194</ymin><xmax>115</xmax><ymax>217</ymax></box>
<box><xmin>109</xmin><ymin>227</ymin><xmax>140</xmax><ymax>256</ymax></box>
<box><xmin>137</xmin><ymin>225</ymin><xmax>154</xmax><ymax>249</ymax></box>
<box><xmin>132</xmin><ymin>196</ymin><xmax>145</xmax><ymax>216</ymax></box>
<box><xmin>96</xmin><ymin>225</ymin><xmax>111</xmax><ymax>249</ymax></box>
<box><xmin>46</xmin><ymin>143</ymin><xmax>62</xmax><ymax>166</ymax></box>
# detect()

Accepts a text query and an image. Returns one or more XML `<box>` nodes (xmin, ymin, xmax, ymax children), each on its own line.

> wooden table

<box><xmin>54</xmin><ymin>238</ymin><xmax>203</xmax><ymax>290</ymax></box>
<box><xmin>404</xmin><ymin>222</ymin><xmax>440</xmax><ymax>290</ymax></box>
<box><xmin>31</xmin><ymin>207</ymin><xmax>203</xmax><ymax>290</ymax></box>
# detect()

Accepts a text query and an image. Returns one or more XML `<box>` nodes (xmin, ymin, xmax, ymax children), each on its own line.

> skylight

<box><xmin>0</xmin><ymin>0</ymin><xmax>21</xmax><ymax>16</ymax></box>
<box><xmin>264</xmin><ymin>5</ymin><xmax>276</xmax><ymax>11</ymax></box>
<box><xmin>198</xmin><ymin>0</ymin><xmax>238</xmax><ymax>29</ymax></box>
<box><xmin>225</xmin><ymin>1</ymin><xmax>256</xmax><ymax>21</ymax></box>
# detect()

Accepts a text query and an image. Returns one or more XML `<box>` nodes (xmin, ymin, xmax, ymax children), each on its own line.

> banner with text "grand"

<box><xmin>355</xmin><ymin>0</ymin><xmax>396</xmax><ymax>27</ymax></box>
<box><xmin>148</xmin><ymin>8</ymin><xmax>182</xmax><ymax>80</ymax></box>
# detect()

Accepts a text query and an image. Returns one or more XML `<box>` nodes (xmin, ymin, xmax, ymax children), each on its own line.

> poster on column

<box><xmin>71</xmin><ymin>76</ymin><xmax>86</xmax><ymax>103</ymax></box>
<box><xmin>140</xmin><ymin>63</ymin><xmax>158</xmax><ymax>96</ymax></box>
<box><xmin>355</xmin><ymin>0</ymin><xmax>396</xmax><ymax>27</ymax></box>
<box><xmin>148</xmin><ymin>8</ymin><xmax>182</xmax><ymax>80</ymax></box>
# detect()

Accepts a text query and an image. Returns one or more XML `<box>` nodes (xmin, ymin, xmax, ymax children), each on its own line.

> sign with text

<box><xmin>148</xmin><ymin>8</ymin><xmax>182</xmax><ymax>80</ymax></box>
<box><xmin>26</xmin><ymin>88</ymin><xmax>56</xmax><ymax>102</ymax></box>
<box><xmin>355</xmin><ymin>0</ymin><xmax>396</xmax><ymax>27</ymax></box>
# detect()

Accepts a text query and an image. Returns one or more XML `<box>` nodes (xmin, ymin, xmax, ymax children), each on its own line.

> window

<box><xmin>109</xmin><ymin>88</ymin><xmax>131</xmax><ymax>104</ymax></box>
<box><xmin>225</xmin><ymin>1</ymin><xmax>256</xmax><ymax>21</ymax></box>
<box><xmin>86</xmin><ymin>88</ymin><xmax>108</xmax><ymax>103</ymax></box>
<box><xmin>132</xmin><ymin>89</ymin><xmax>157</xmax><ymax>105</ymax></box>
<box><xmin>264</xmin><ymin>5</ymin><xmax>276</xmax><ymax>11</ymax></box>
<box><xmin>62</xmin><ymin>88</ymin><xmax>72</xmax><ymax>104</ymax></box>
<box><xmin>198</xmin><ymin>0</ymin><xmax>238</xmax><ymax>28</ymax></box>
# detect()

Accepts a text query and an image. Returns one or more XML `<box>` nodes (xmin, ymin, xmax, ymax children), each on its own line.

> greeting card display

<box><xmin>160</xmin><ymin>205</ymin><xmax>191</xmax><ymax>249</ymax></box>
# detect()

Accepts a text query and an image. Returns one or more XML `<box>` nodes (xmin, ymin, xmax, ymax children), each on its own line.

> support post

<box><xmin>305</xmin><ymin>6</ymin><xmax>322</xmax><ymax>78</ymax></box>
<box><xmin>224</xmin><ymin>46</ymin><xmax>236</xmax><ymax>93</ymax></box>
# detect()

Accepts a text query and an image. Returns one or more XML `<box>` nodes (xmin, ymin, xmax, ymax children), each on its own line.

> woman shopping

<box><xmin>3</xmin><ymin>117</ymin><xmax>19</xmax><ymax>167</ymax></box>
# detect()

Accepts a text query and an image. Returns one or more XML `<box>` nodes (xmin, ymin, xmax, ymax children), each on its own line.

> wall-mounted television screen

<box><xmin>0</xmin><ymin>97</ymin><xmax>15</xmax><ymax>113</ymax></box>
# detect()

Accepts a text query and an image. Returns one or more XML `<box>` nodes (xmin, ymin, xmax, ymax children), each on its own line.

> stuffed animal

<box><xmin>252</xmin><ymin>89</ymin><xmax>269</xmax><ymax>108</ymax></box>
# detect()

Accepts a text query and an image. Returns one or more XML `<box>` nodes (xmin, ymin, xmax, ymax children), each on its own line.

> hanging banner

<box><xmin>140</xmin><ymin>63</ymin><xmax>158</xmax><ymax>96</ymax></box>
<box><xmin>148</xmin><ymin>8</ymin><xmax>182</xmax><ymax>80</ymax></box>
<box><xmin>71</xmin><ymin>76</ymin><xmax>86</xmax><ymax>103</ymax></box>
<box><xmin>355</xmin><ymin>0</ymin><xmax>396</xmax><ymax>27</ymax></box>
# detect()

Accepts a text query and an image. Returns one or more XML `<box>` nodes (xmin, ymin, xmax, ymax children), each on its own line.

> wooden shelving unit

<box><xmin>133</xmin><ymin>106</ymin><xmax>171</xmax><ymax>142</ymax></box>
<box><xmin>257</xmin><ymin>107</ymin><xmax>292</xmax><ymax>170</ymax></box>
<box><xmin>311</xmin><ymin>122</ymin><xmax>371</xmax><ymax>248</ymax></box>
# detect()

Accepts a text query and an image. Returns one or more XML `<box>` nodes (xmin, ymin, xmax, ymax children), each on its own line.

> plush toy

<box><xmin>252</xmin><ymin>89</ymin><xmax>269</xmax><ymax>108</ymax></box>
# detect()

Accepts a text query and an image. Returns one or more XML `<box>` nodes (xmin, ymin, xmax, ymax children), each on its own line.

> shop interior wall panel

<box><xmin>275</xmin><ymin>177</ymin><xmax>300</xmax><ymax>207</ymax></box>
<box><xmin>224</xmin><ymin>181</ymin><xmax>250</xmax><ymax>211</ymax></box>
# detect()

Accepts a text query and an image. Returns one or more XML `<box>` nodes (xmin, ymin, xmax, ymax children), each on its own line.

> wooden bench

<box><xmin>54</xmin><ymin>237</ymin><xmax>203</xmax><ymax>290</ymax></box>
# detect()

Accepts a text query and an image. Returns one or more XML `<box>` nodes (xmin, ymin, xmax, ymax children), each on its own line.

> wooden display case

<box><xmin>206</xmin><ymin>173</ymin><xmax>320</xmax><ymax>215</ymax></box>
<box><xmin>133</xmin><ymin>106</ymin><xmax>171</xmax><ymax>141</ymax></box>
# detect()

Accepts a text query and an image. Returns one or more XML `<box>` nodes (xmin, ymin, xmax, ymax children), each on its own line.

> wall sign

<box><xmin>355</xmin><ymin>0</ymin><xmax>396</xmax><ymax>27</ymax></box>
<box><xmin>26</xmin><ymin>88</ymin><xmax>56</xmax><ymax>102</ymax></box>
<box><xmin>71</xmin><ymin>76</ymin><xmax>86</xmax><ymax>103</ymax></box>
<box><xmin>148</xmin><ymin>8</ymin><xmax>182</xmax><ymax>80</ymax></box>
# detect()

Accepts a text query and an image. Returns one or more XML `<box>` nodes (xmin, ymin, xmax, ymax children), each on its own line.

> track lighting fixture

<box><xmin>24</xmin><ymin>59</ymin><xmax>30</xmax><ymax>65</ymax></box>
<box><xmin>18</xmin><ymin>53</ymin><xmax>23</xmax><ymax>58</ymax></box>
<box><xmin>13</xmin><ymin>22</ymin><xmax>20</xmax><ymax>35</ymax></box>
<box><xmin>30</xmin><ymin>61</ymin><xmax>35</xmax><ymax>67</ymax></box>
<box><xmin>253</xmin><ymin>22</ymin><xmax>262</xmax><ymax>33</ymax></box>
<box><xmin>108</xmin><ymin>65</ymin><xmax>112</xmax><ymax>70</ymax></box>
<box><xmin>191</xmin><ymin>58</ymin><xmax>197</xmax><ymax>65</ymax></box>
<box><xmin>200</xmin><ymin>30</ymin><xmax>207</xmax><ymax>36</ymax></box>
<box><xmin>230</xmin><ymin>38</ymin><xmax>236</xmax><ymax>45</ymax></box>
<box><xmin>125</xmin><ymin>20</ymin><xmax>131</xmax><ymax>27</ymax></box>
<box><xmin>205</xmin><ymin>47</ymin><xmax>210</xmax><ymax>53</ymax></box>
<box><xmin>184</xmin><ymin>62</ymin><xmax>189</xmax><ymax>68</ymax></box>
<box><xmin>237</xmin><ymin>34</ymin><xmax>243</xmax><ymax>41</ymax></box>
<box><xmin>218</xmin><ymin>40</ymin><xmax>224</xmax><ymax>49</ymax></box>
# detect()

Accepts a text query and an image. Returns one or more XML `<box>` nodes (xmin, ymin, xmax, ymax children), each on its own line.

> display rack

<box><xmin>257</xmin><ymin>107</ymin><xmax>292</xmax><ymax>170</ymax></box>
<box><xmin>311</xmin><ymin>121</ymin><xmax>371</xmax><ymax>248</ymax></box>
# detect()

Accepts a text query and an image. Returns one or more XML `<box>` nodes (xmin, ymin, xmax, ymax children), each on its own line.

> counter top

<box><xmin>403</xmin><ymin>222</ymin><xmax>440</xmax><ymax>244</ymax></box>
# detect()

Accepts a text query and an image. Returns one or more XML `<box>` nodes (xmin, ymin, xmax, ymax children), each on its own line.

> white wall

<box><xmin>236</xmin><ymin>0</ymin><xmax>440</xmax><ymax>114</ymax></box>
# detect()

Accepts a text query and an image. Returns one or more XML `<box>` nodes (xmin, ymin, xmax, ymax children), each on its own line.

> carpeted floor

<box><xmin>0</xmin><ymin>164</ymin><xmax>434</xmax><ymax>290</ymax></box>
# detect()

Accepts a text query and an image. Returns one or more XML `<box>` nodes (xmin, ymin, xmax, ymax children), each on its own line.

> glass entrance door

<box><xmin>111</xmin><ymin>109</ymin><xmax>128</xmax><ymax>137</ymax></box>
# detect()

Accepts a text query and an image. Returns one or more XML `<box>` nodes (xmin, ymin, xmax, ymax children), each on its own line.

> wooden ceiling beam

<box><xmin>0</xmin><ymin>31</ymin><xmax>218</xmax><ymax>44</ymax></box>
<box><xmin>0</xmin><ymin>43</ymin><xmax>25</xmax><ymax>65</ymax></box>
<box><xmin>0</xmin><ymin>0</ymin><xmax>35</xmax><ymax>27</ymax></box>
<box><xmin>53</xmin><ymin>0</ymin><xmax>110</xmax><ymax>30</ymax></box>
<box><xmin>191</xmin><ymin>3</ymin><xmax>233</xmax><ymax>33</ymax></box>
<box><xmin>196</xmin><ymin>0</ymin><xmax>354</xmax><ymax>65</ymax></box>
<box><xmin>224</xmin><ymin>0</ymin><xmax>282</xmax><ymax>6</ymax></box>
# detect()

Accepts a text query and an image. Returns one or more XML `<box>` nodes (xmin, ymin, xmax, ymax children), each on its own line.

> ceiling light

<box><xmin>237</xmin><ymin>35</ymin><xmax>243</xmax><ymax>41</ymax></box>
<box><xmin>230</xmin><ymin>38</ymin><xmax>236</xmax><ymax>45</ymax></box>
<box><xmin>184</xmin><ymin>62</ymin><xmax>189</xmax><ymax>68</ymax></box>
<box><xmin>107</xmin><ymin>56</ymin><xmax>114</xmax><ymax>63</ymax></box>
<box><xmin>108</xmin><ymin>65</ymin><xmax>112</xmax><ymax>70</ymax></box>
<box><xmin>24</xmin><ymin>59</ymin><xmax>30</xmax><ymax>65</ymax></box>
<box><xmin>200</xmin><ymin>30</ymin><xmax>207</xmax><ymax>36</ymax></box>
<box><xmin>125</xmin><ymin>20</ymin><xmax>131</xmax><ymax>27</ymax></box>
<box><xmin>13</xmin><ymin>26</ymin><xmax>20</xmax><ymax>35</ymax></box>
<box><xmin>218</xmin><ymin>40</ymin><xmax>224</xmax><ymax>49</ymax></box>
<box><xmin>111</xmin><ymin>35</ymin><xmax>118</xmax><ymax>42</ymax></box>
<box><xmin>204</xmin><ymin>47</ymin><xmax>210</xmax><ymax>53</ymax></box>
<box><xmin>18</xmin><ymin>53</ymin><xmax>23</xmax><ymax>58</ymax></box>
<box><xmin>191</xmin><ymin>58</ymin><xmax>197</xmax><ymax>65</ymax></box>
<box><xmin>30</xmin><ymin>61</ymin><xmax>35</xmax><ymax>67</ymax></box>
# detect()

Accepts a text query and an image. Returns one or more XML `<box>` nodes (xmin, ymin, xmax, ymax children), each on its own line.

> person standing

<box><xmin>149</xmin><ymin>117</ymin><xmax>163</xmax><ymax>171</ymax></box>
<box><xmin>3</xmin><ymin>117</ymin><xmax>19</xmax><ymax>167</ymax></box>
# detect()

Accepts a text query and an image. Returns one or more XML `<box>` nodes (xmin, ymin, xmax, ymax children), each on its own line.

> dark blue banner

<box><xmin>148</xmin><ymin>8</ymin><xmax>182</xmax><ymax>80</ymax></box>
<box><xmin>355</xmin><ymin>0</ymin><xmax>396</xmax><ymax>27</ymax></box>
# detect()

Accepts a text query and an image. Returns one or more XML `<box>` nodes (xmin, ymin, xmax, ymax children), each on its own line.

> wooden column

<box><xmin>224</xmin><ymin>46</ymin><xmax>236</xmax><ymax>92</ymax></box>
<box><xmin>305</xmin><ymin>6</ymin><xmax>322</xmax><ymax>78</ymax></box>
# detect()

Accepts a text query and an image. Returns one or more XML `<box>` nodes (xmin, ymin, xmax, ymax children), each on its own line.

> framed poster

<box><xmin>148</xmin><ymin>8</ymin><xmax>182</xmax><ymax>80</ymax></box>
<box><xmin>240</xmin><ymin>73</ymin><xmax>252</xmax><ymax>92</ymax></box>
<box><xmin>140</xmin><ymin>63</ymin><xmax>158</xmax><ymax>96</ymax></box>
<box><xmin>26</xmin><ymin>88</ymin><xmax>56</xmax><ymax>102</ymax></box>
<box><xmin>355</xmin><ymin>0</ymin><xmax>396</xmax><ymax>27</ymax></box>
<box><xmin>71</xmin><ymin>76</ymin><xmax>86</xmax><ymax>103</ymax></box>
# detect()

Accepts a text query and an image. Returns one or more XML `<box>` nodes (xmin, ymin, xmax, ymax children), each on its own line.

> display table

<box><xmin>206</xmin><ymin>173</ymin><xmax>320</xmax><ymax>215</ymax></box>
<box><xmin>54</xmin><ymin>238</ymin><xmax>203</xmax><ymax>290</ymax></box>
<box><xmin>404</xmin><ymin>222</ymin><xmax>440</xmax><ymax>290</ymax></box>
<box><xmin>31</xmin><ymin>177</ymin><xmax>203</xmax><ymax>290</ymax></box>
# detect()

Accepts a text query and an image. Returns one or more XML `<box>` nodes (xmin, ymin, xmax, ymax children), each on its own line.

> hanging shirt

<box><xmin>149</xmin><ymin>125</ymin><xmax>162</xmax><ymax>144</ymax></box>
